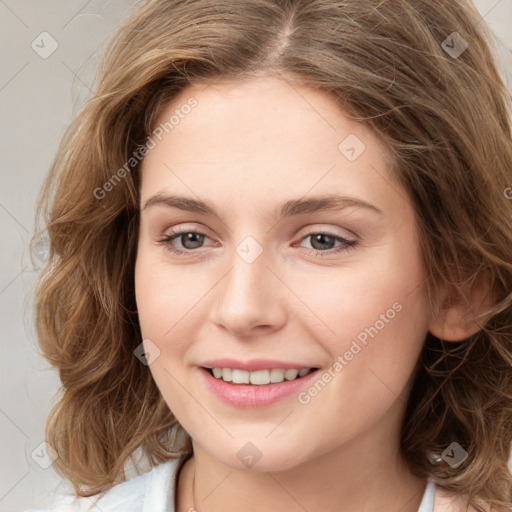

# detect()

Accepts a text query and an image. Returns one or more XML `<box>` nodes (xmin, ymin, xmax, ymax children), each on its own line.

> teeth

<box><xmin>209</xmin><ymin>367</ymin><xmax>313</xmax><ymax>385</ymax></box>
<box><xmin>284</xmin><ymin>369</ymin><xmax>298</xmax><ymax>380</ymax></box>
<box><xmin>231</xmin><ymin>369</ymin><xmax>249</xmax><ymax>384</ymax></box>
<box><xmin>270</xmin><ymin>368</ymin><xmax>285</xmax><ymax>383</ymax></box>
<box><xmin>250</xmin><ymin>370</ymin><xmax>270</xmax><ymax>385</ymax></box>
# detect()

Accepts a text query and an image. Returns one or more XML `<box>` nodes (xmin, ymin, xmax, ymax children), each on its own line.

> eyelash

<box><xmin>156</xmin><ymin>228</ymin><xmax>358</xmax><ymax>258</ymax></box>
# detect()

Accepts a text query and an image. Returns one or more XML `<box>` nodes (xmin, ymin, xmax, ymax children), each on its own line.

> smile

<box><xmin>199</xmin><ymin>365</ymin><xmax>321</xmax><ymax>407</ymax></box>
<box><xmin>208</xmin><ymin>367</ymin><xmax>315</xmax><ymax>385</ymax></box>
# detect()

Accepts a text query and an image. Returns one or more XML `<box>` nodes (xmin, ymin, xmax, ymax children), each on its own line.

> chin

<box><xmin>198</xmin><ymin>435</ymin><xmax>310</xmax><ymax>474</ymax></box>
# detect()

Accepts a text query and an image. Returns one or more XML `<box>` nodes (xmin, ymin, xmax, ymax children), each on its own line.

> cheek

<box><xmin>134</xmin><ymin>245</ymin><xmax>213</xmax><ymax>356</ymax></box>
<box><xmin>291</xmin><ymin>273</ymin><xmax>429</xmax><ymax>446</ymax></box>
<box><xmin>134</xmin><ymin>246</ymin><xmax>177</xmax><ymax>344</ymax></box>
<box><xmin>294</xmin><ymin>240</ymin><xmax>429</xmax><ymax>356</ymax></box>
<box><xmin>302</xmin><ymin>242</ymin><xmax>430</xmax><ymax>413</ymax></box>
<box><xmin>301</xmin><ymin>261</ymin><xmax>429</xmax><ymax>428</ymax></box>
<box><xmin>134</xmin><ymin>249</ymin><xmax>198</xmax><ymax>412</ymax></box>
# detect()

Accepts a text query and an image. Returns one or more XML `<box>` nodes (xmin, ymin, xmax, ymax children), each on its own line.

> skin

<box><xmin>134</xmin><ymin>75</ymin><xmax>471</xmax><ymax>512</ymax></box>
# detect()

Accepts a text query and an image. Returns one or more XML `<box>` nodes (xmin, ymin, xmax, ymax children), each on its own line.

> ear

<box><xmin>428</xmin><ymin>279</ymin><xmax>495</xmax><ymax>342</ymax></box>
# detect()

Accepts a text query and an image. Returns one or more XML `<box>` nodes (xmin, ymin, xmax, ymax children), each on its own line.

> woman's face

<box><xmin>135</xmin><ymin>76</ymin><xmax>432</xmax><ymax>471</ymax></box>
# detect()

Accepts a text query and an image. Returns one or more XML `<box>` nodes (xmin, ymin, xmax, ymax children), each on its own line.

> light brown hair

<box><xmin>31</xmin><ymin>0</ymin><xmax>512</xmax><ymax>510</ymax></box>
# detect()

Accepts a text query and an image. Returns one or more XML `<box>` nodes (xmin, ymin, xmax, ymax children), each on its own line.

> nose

<box><xmin>208</xmin><ymin>242</ymin><xmax>288</xmax><ymax>338</ymax></box>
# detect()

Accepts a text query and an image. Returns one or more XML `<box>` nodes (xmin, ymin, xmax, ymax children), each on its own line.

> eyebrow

<box><xmin>141</xmin><ymin>193</ymin><xmax>383</xmax><ymax>218</ymax></box>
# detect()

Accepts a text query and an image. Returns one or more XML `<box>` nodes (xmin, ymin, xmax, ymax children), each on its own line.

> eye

<box><xmin>296</xmin><ymin>232</ymin><xmax>357</xmax><ymax>258</ymax></box>
<box><xmin>156</xmin><ymin>228</ymin><xmax>358</xmax><ymax>257</ymax></box>
<box><xmin>157</xmin><ymin>228</ymin><xmax>212</xmax><ymax>255</ymax></box>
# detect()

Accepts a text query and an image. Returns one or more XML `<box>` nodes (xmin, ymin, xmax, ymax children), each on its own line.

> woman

<box><xmin>28</xmin><ymin>1</ymin><xmax>512</xmax><ymax>510</ymax></box>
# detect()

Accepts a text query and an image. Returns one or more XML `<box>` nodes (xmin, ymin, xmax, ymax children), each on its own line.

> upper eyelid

<box><xmin>161</xmin><ymin>224</ymin><xmax>358</xmax><ymax>245</ymax></box>
<box><xmin>161</xmin><ymin>221</ymin><xmax>357</xmax><ymax>236</ymax></box>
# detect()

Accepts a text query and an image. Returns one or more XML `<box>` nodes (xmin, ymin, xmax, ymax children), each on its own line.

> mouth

<box><xmin>199</xmin><ymin>364</ymin><xmax>321</xmax><ymax>407</ymax></box>
<box><xmin>203</xmin><ymin>367</ymin><xmax>319</xmax><ymax>385</ymax></box>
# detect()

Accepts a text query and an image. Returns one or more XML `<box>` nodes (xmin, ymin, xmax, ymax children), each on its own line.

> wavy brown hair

<box><xmin>31</xmin><ymin>0</ymin><xmax>512</xmax><ymax>509</ymax></box>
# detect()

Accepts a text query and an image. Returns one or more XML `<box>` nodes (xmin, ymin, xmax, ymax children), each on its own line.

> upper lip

<box><xmin>200</xmin><ymin>358</ymin><xmax>319</xmax><ymax>372</ymax></box>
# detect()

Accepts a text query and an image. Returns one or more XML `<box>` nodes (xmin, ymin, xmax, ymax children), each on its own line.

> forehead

<box><xmin>139</xmin><ymin>76</ymin><xmax>406</xmax><ymax>221</ymax></box>
<box><xmin>150</xmin><ymin>76</ymin><xmax>387</xmax><ymax>154</ymax></box>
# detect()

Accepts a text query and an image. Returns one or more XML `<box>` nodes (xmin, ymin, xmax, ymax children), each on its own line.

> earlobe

<box><xmin>428</xmin><ymin>304</ymin><xmax>483</xmax><ymax>341</ymax></box>
<box><xmin>428</xmin><ymin>281</ymin><xmax>495</xmax><ymax>342</ymax></box>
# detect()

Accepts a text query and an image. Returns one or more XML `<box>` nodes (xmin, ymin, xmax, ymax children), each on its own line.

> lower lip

<box><xmin>199</xmin><ymin>367</ymin><xmax>320</xmax><ymax>408</ymax></box>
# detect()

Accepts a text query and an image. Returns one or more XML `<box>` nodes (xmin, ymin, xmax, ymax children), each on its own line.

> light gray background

<box><xmin>1</xmin><ymin>1</ymin><xmax>511</xmax><ymax>511</ymax></box>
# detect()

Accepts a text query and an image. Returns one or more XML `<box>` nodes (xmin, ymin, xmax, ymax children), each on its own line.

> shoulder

<box><xmin>24</xmin><ymin>456</ymin><xmax>185</xmax><ymax>512</ymax></box>
<box><xmin>434</xmin><ymin>483</ymin><xmax>481</xmax><ymax>512</ymax></box>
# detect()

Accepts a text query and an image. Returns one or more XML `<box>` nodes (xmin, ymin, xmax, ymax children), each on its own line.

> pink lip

<box><xmin>199</xmin><ymin>366</ymin><xmax>320</xmax><ymax>408</ymax></box>
<box><xmin>200</xmin><ymin>358</ymin><xmax>317</xmax><ymax>372</ymax></box>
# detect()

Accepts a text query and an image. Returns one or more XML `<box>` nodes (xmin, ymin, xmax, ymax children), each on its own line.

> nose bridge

<box><xmin>210</xmin><ymin>233</ymin><xmax>287</xmax><ymax>334</ymax></box>
<box><xmin>224</xmin><ymin>234</ymin><xmax>273</xmax><ymax>307</ymax></box>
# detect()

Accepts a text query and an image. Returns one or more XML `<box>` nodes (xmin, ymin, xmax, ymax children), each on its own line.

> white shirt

<box><xmin>26</xmin><ymin>457</ymin><xmax>436</xmax><ymax>512</ymax></box>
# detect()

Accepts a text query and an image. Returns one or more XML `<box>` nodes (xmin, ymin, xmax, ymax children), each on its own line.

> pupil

<box><xmin>183</xmin><ymin>233</ymin><xmax>203</xmax><ymax>249</ymax></box>
<box><xmin>312</xmin><ymin>234</ymin><xmax>334</xmax><ymax>250</ymax></box>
